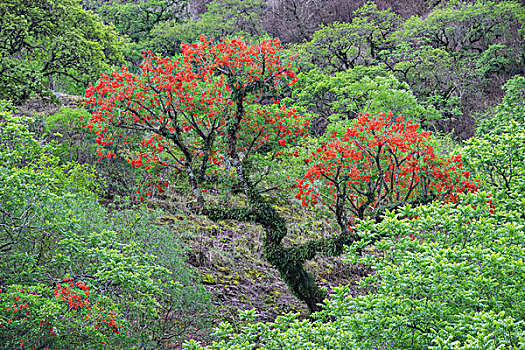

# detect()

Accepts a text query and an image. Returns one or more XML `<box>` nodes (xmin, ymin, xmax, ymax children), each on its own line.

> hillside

<box><xmin>1</xmin><ymin>0</ymin><xmax>525</xmax><ymax>349</ymax></box>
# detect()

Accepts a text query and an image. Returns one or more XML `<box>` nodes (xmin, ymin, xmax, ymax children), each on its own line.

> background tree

<box><xmin>84</xmin><ymin>0</ymin><xmax>188</xmax><ymax>63</ymax></box>
<box><xmin>292</xmin><ymin>2</ymin><xmax>400</xmax><ymax>73</ymax></box>
<box><xmin>264</xmin><ymin>0</ymin><xmax>353</xmax><ymax>43</ymax></box>
<box><xmin>292</xmin><ymin>0</ymin><xmax>525</xmax><ymax>139</ymax></box>
<box><xmin>386</xmin><ymin>0</ymin><xmax>525</xmax><ymax>138</ymax></box>
<box><xmin>383</xmin><ymin>44</ymin><xmax>477</xmax><ymax>138</ymax></box>
<box><xmin>0</xmin><ymin>0</ymin><xmax>124</xmax><ymax>103</ymax></box>
<box><xmin>87</xmin><ymin>0</ymin><xmax>187</xmax><ymax>44</ymax></box>
<box><xmin>148</xmin><ymin>0</ymin><xmax>267</xmax><ymax>57</ymax></box>
<box><xmin>288</xmin><ymin>66</ymin><xmax>440</xmax><ymax>135</ymax></box>
<box><xmin>189</xmin><ymin>0</ymin><xmax>365</xmax><ymax>44</ymax></box>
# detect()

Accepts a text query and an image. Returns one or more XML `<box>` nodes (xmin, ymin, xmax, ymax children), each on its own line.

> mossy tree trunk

<box><xmin>206</xmin><ymin>89</ymin><xmax>363</xmax><ymax>313</ymax></box>
<box><xmin>206</xmin><ymin>88</ymin><xmax>439</xmax><ymax>312</ymax></box>
<box><xmin>207</xmin><ymin>193</ymin><xmax>361</xmax><ymax>313</ymax></box>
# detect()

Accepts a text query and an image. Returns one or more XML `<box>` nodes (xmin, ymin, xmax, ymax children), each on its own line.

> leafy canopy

<box><xmin>0</xmin><ymin>0</ymin><xmax>124</xmax><ymax>103</ymax></box>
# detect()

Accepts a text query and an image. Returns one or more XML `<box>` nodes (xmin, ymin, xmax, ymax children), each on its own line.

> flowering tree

<box><xmin>86</xmin><ymin>35</ymin><xmax>307</xmax><ymax>210</ymax></box>
<box><xmin>86</xmin><ymin>36</ymin><xmax>332</xmax><ymax>311</ymax></box>
<box><xmin>86</xmin><ymin>37</ymin><xmax>475</xmax><ymax>312</ymax></box>
<box><xmin>297</xmin><ymin>113</ymin><xmax>476</xmax><ymax>235</ymax></box>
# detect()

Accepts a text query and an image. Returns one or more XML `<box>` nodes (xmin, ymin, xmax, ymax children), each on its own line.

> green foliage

<box><xmin>0</xmin><ymin>108</ymin><xmax>213</xmax><ymax>348</ymax></box>
<box><xmin>388</xmin><ymin>0</ymin><xmax>525</xmax><ymax>137</ymax></box>
<box><xmin>293</xmin><ymin>2</ymin><xmax>399</xmax><ymax>74</ymax></box>
<box><xmin>186</xmin><ymin>192</ymin><xmax>525</xmax><ymax>349</ymax></box>
<box><xmin>289</xmin><ymin>67</ymin><xmax>439</xmax><ymax>135</ymax></box>
<box><xmin>29</xmin><ymin>106</ymin><xmax>144</xmax><ymax>199</ymax></box>
<box><xmin>38</xmin><ymin>107</ymin><xmax>96</xmax><ymax>163</ymax></box>
<box><xmin>335</xmin><ymin>195</ymin><xmax>525</xmax><ymax>349</ymax></box>
<box><xmin>389</xmin><ymin>45</ymin><xmax>468</xmax><ymax>119</ymax></box>
<box><xmin>291</xmin><ymin>0</ymin><xmax>524</xmax><ymax>138</ymax></box>
<box><xmin>85</xmin><ymin>0</ymin><xmax>187</xmax><ymax>63</ymax></box>
<box><xmin>0</xmin><ymin>0</ymin><xmax>124</xmax><ymax>103</ymax></box>
<box><xmin>464</xmin><ymin>75</ymin><xmax>525</xmax><ymax>211</ymax></box>
<box><xmin>147</xmin><ymin>0</ymin><xmax>267</xmax><ymax>57</ymax></box>
<box><xmin>401</xmin><ymin>1</ymin><xmax>525</xmax><ymax>59</ymax></box>
<box><xmin>0</xmin><ymin>163</ymin><xmax>141</xmax><ymax>348</ymax></box>
<box><xmin>0</xmin><ymin>113</ymin><xmax>44</xmax><ymax>168</ymax></box>
<box><xmin>476</xmin><ymin>75</ymin><xmax>525</xmax><ymax>134</ymax></box>
<box><xmin>95</xmin><ymin>0</ymin><xmax>187</xmax><ymax>43</ymax></box>
<box><xmin>0</xmin><ymin>106</ymin><xmax>104</xmax><ymax>196</ymax></box>
<box><xmin>476</xmin><ymin>44</ymin><xmax>517</xmax><ymax>77</ymax></box>
<box><xmin>102</xmin><ymin>204</ymin><xmax>215</xmax><ymax>343</ymax></box>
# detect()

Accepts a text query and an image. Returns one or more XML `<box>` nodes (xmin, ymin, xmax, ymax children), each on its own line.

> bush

<box><xmin>27</xmin><ymin>106</ymin><xmax>145</xmax><ymax>200</ymax></box>
<box><xmin>0</xmin><ymin>109</ymin><xmax>213</xmax><ymax>348</ymax></box>
<box><xmin>184</xmin><ymin>192</ymin><xmax>525</xmax><ymax>349</ymax></box>
<box><xmin>288</xmin><ymin>67</ymin><xmax>440</xmax><ymax>135</ymax></box>
<box><xmin>464</xmin><ymin>76</ymin><xmax>525</xmax><ymax>211</ymax></box>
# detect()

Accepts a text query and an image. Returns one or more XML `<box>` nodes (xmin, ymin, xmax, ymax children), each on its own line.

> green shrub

<box><xmin>0</xmin><ymin>109</ymin><xmax>213</xmax><ymax>348</ymax></box>
<box><xmin>289</xmin><ymin>67</ymin><xmax>439</xmax><ymax>135</ymax></box>
<box><xmin>185</xmin><ymin>192</ymin><xmax>525</xmax><ymax>349</ymax></box>
<box><xmin>30</xmin><ymin>106</ymin><xmax>144</xmax><ymax>200</ymax></box>
<box><xmin>464</xmin><ymin>76</ymin><xmax>525</xmax><ymax>211</ymax></box>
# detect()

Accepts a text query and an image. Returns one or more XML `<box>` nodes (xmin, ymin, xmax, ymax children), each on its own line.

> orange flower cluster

<box><xmin>239</xmin><ymin>106</ymin><xmax>310</xmax><ymax>157</ymax></box>
<box><xmin>1</xmin><ymin>278</ymin><xmax>122</xmax><ymax>349</ymax></box>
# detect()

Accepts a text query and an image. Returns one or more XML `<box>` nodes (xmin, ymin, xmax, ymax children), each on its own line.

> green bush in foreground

<box><xmin>185</xmin><ymin>192</ymin><xmax>525</xmax><ymax>349</ymax></box>
<box><xmin>0</xmin><ymin>105</ymin><xmax>213</xmax><ymax>349</ymax></box>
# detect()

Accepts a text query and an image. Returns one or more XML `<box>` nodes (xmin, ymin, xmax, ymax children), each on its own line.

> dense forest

<box><xmin>1</xmin><ymin>0</ymin><xmax>525</xmax><ymax>348</ymax></box>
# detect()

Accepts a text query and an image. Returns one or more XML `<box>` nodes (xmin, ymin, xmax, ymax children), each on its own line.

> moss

<box><xmin>243</xmin><ymin>267</ymin><xmax>263</xmax><ymax>280</ymax></box>
<box><xmin>201</xmin><ymin>272</ymin><xmax>216</xmax><ymax>285</ymax></box>
<box><xmin>203</xmin><ymin>266</ymin><xmax>242</xmax><ymax>285</ymax></box>
<box><xmin>217</xmin><ymin>266</ymin><xmax>231</xmax><ymax>273</ymax></box>
<box><xmin>263</xmin><ymin>288</ymin><xmax>283</xmax><ymax>304</ymax></box>
<box><xmin>219</xmin><ymin>271</ymin><xmax>241</xmax><ymax>285</ymax></box>
<box><xmin>263</xmin><ymin>294</ymin><xmax>275</xmax><ymax>304</ymax></box>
